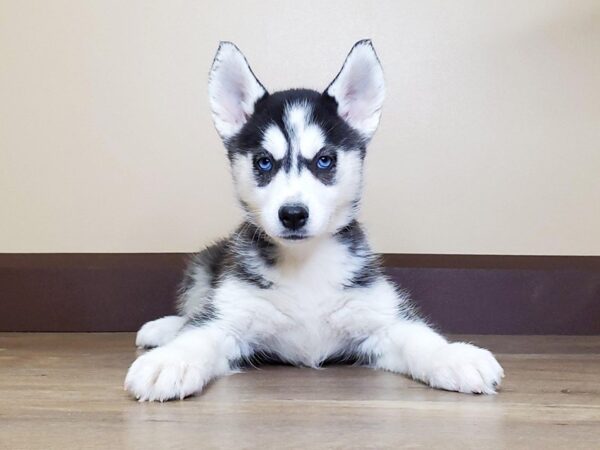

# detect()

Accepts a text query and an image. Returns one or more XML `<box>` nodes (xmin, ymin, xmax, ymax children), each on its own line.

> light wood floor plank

<box><xmin>1</xmin><ymin>333</ymin><xmax>599</xmax><ymax>449</ymax></box>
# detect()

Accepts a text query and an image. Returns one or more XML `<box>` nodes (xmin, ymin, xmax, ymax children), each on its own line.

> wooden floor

<box><xmin>1</xmin><ymin>334</ymin><xmax>599</xmax><ymax>449</ymax></box>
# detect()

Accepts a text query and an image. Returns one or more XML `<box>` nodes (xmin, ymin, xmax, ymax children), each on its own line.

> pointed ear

<box><xmin>324</xmin><ymin>40</ymin><xmax>385</xmax><ymax>140</ymax></box>
<box><xmin>208</xmin><ymin>42</ymin><xmax>267</xmax><ymax>140</ymax></box>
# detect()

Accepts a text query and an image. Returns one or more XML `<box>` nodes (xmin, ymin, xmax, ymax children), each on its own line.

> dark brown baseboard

<box><xmin>1</xmin><ymin>253</ymin><xmax>599</xmax><ymax>334</ymax></box>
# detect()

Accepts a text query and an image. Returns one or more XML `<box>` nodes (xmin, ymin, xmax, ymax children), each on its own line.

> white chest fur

<box><xmin>252</xmin><ymin>238</ymin><xmax>365</xmax><ymax>366</ymax></box>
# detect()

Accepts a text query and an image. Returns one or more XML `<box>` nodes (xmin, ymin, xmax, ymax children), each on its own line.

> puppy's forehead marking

<box><xmin>261</xmin><ymin>124</ymin><xmax>287</xmax><ymax>159</ymax></box>
<box><xmin>298</xmin><ymin>124</ymin><xmax>325</xmax><ymax>159</ymax></box>
<box><xmin>284</xmin><ymin>102</ymin><xmax>325</xmax><ymax>160</ymax></box>
<box><xmin>284</xmin><ymin>102</ymin><xmax>311</xmax><ymax>137</ymax></box>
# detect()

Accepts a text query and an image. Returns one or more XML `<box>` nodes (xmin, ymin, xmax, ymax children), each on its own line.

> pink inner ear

<box><xmin>340</xmin><ymin>90</ymin><xmax>355</xmax><ymax>121</ymax></box>
<box><xmin>341</xmin><ymin>72</ymin><xmax>382</xmax><ymax>127</ymax></box>
<box><xmin>345</xmin><ymin>88</ymin><xmax>357</xmax><ymax>99</ymax></box>
<box><xmin>342</xmin><ymin>98</ymin><xmax>373</xmax><ymax>127</ymax></box>
<box><xmin>221</xmin><ymin>98</ymin><xmax>240</xmax><ymax>126</ymax></box>
<box><xmin>222</xmin><ymin>89</ymin><xmax>247</xmax><ymax>127</ymax></box>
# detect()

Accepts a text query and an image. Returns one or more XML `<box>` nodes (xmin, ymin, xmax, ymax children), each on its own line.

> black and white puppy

<box><xmin>125</xmin><ymin>40</ymin><xmax>504</xmax><ymax>401</ymax></box>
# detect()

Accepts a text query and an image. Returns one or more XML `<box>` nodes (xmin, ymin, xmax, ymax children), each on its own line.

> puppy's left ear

<box><xmin>324</xmin><ymin>40</ymin><xmax>385</xmax><ymax>140</ymax></box>
<box><xmin>208</xmin><ymin>42</ymin><xmax>267</xmax><ymax>141</ymax></box>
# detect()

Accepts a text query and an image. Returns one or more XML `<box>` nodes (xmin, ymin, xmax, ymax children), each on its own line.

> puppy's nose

<box><xmin>278</xmin><ymin>204</ymin><xmax>309</xmax><ymax>230</ymax></box>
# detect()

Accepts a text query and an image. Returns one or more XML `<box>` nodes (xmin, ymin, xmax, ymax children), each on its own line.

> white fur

<box><xmin>135</xmin><ymin>315</ymin><xmax>186</xmax><ymax>348</ymax></box>
<box><xmin>177</xmin><ymin>263</ymin><xmax>212</xmax><ymax>316</ymax></box>
<box><xmin>326</xmin><ymin>40</ymin><xmax>385</xmax><ymax>139</ymax></box>
<box><xmin>426</xmin><ymin>343</ymin><xmax>504</xmax><ymax>394</ymax></box>
<box><xmin>297</xmin><ymin>124</ymin><xmax>325</xmax><ymax>159</ymax></box>
<box><xmin>365</xmin><ymin>321</ymin><xmax>504</xmax><ymax>394</ymax></box>
<box><xmin>261</xmin><ymin>125</ymin><xmax>288</xmax><ymax>160</ymax></box>
<box><xmin>125</xmin><ymin>325</ymin><xmax>240</xmax><ymax>401</ymax></box>
<box><xmin>284</xmin><ymin>103</ymin><xmax>326</xmax><ymax>160</ymax></box>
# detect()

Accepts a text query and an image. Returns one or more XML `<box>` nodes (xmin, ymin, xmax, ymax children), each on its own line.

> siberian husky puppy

<box><xmin>125</xmin><ymin>40</ymin><xmax>504</xmax><ymax>401</ymax></box>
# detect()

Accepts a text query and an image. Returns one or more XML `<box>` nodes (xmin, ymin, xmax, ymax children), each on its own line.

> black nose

<box><xmin>278</xmin><ymin>205</ymin><xmax>309</xmax><ymax>230</ymax></box>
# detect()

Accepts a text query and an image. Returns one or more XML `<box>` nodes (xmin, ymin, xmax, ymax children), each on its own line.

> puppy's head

<box><xmin>208</xmin><ymin>40</ymin><xmax>384</xmax><ymax>244</ymax></box>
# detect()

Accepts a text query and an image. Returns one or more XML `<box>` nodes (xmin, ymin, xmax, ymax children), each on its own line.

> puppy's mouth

<box><xmin>279</xmin><ymin>233</ymin><xmax>310</xmax><ymax>241</ymax></box>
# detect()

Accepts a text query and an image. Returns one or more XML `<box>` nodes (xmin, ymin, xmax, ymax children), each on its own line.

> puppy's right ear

<box><xmin>208</xmin><ymin>42</ymin><xmax>267</xmax><ymax>141</ymax></box>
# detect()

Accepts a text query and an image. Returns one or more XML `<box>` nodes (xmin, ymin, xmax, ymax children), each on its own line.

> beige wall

<box><xmin>1</xmin><ymin>0</ymin><xmax>599</xmax><ymax>255</ymax></box>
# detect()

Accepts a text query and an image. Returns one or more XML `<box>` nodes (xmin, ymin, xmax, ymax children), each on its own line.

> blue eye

<box><xmin>316</xmin><ymin>155</ymin><xmax>334</xmax><ymax>170</ymax></box>
<box><xmin>256</xmin><ymin>157</ymin><xmax>273</xmax><ymax>172</ymax></box>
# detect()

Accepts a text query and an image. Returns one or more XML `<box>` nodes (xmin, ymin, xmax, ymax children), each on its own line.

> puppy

<box><xmin>125</xmin><ymin>40</ymin><xmax>504</xmax><ymax>401</ymax></box>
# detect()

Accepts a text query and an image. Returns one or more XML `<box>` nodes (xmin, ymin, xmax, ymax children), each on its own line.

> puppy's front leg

<box><xmin>365</xmin><ymin>318</ymin><xmax>504</xmax><ymax>394</ymax></box>
<box><xmin>125</xmin><ymin>324</ymin><xmax>243</xmax><ymax>401</ymax></box>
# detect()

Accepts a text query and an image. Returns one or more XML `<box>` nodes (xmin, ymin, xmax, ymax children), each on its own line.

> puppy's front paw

<box><xmin>124</xmin><ymin>347</ymin><xmax>206</xmax><ymax>402</ymax></box>
<box><xmin>135</xmin><ymin>316</ymin><xmax>186</xmax><ymax>348</ymax></box>
<box><xmin>427</xmin><ymin>342</ymin><xmax>504</xmax><ymax>394</ymax></box>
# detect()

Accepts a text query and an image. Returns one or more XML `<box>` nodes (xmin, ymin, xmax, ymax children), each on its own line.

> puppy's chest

<box><xmin>260</xmin><ymin>280</ymin><xmax>352</xmax><ymax>364</ymax></box>
<box><xmin>268</xmin><ymin>276</ymin><xmax>347</xmax><ymax>320</ymax></box>
<box><xmin>264</xmin><ymin>244</ymin><xmax>358</xmax><ymax>322</ymax></box>
<box><xmin>255</xmin><ymin>251</ymin><xmax>363</xmax><ymax>363</ymax></box>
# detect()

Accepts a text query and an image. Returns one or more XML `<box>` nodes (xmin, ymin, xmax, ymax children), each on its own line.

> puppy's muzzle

<box><xmin>278</xmin><ymin>204</ymin><xmax>309</xmax><ymax>230</ymax></box>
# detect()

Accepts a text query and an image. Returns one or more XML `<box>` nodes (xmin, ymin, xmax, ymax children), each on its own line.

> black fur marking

<box><xmin>230</xmin><ymin>347</ymin><xmax>371</xmax><ymax>371</ymax></box>
<box><xmin>298</xmin><ymin>147</ymin><xmax>338</xmax><ymax>185</ymax></box>
<box><xmin>180</xmin><ymin>240</ymin><xmax>230</xmax><ymax>292</ymax></box>
<box><xmin>230</xmin><ymin>352</ymin><xmax>292</xmax><ymax>370</ymax></box>
<box><xmin>314</xmin><ymin>93</ymin><xmax>367</xmax><ymax>159</ymax></box>
<box><xmin>179</xmin><ymin>222</ymin><xmax>277</xmax><ymax>315</ymax></box>
<box><xmin>252</xmin><ymin>151</ymin><xmax>283</xmax><ymax>187</ymax></box>
<box><xmin>235</xmin><ymin>222</ymin><xmax>278</xmax><ymax>267</ymax></box>
<box><xmin>350</xmin><ymin>198</ymin><xmax>361</xmax><ymax>212</ymax></box>
<box><xmin>238</xmin><ymin>199</ymin><xmax>251</xmax><ymax>214</ymax></box>
<box><xmin>226</xmin><ymin>89</ymin><xmax>367</xmax><ymax>183</ymax></box>
<box><xmin>231</xmin><ymin>263</ymin><xmax>273</xmax><ymax>289</ymax></box>
<box><xmin>225</xmin><ymin>223</ymin><xmax>277</xmax><ymax>289</ymax></box>
<box><xmin>189</xmin><ymin>302</ymin><xmax>219</xmax><ymax>327</ymax></box>
<box><xmin>255</xmin><ymin>236</ymin><xmax>278</xmax><ymax>267</ymax></box>
<box><xmin>335</xmin><ymin>220</ymin><xmax>382</xmax><ymax>288</ymax></box>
